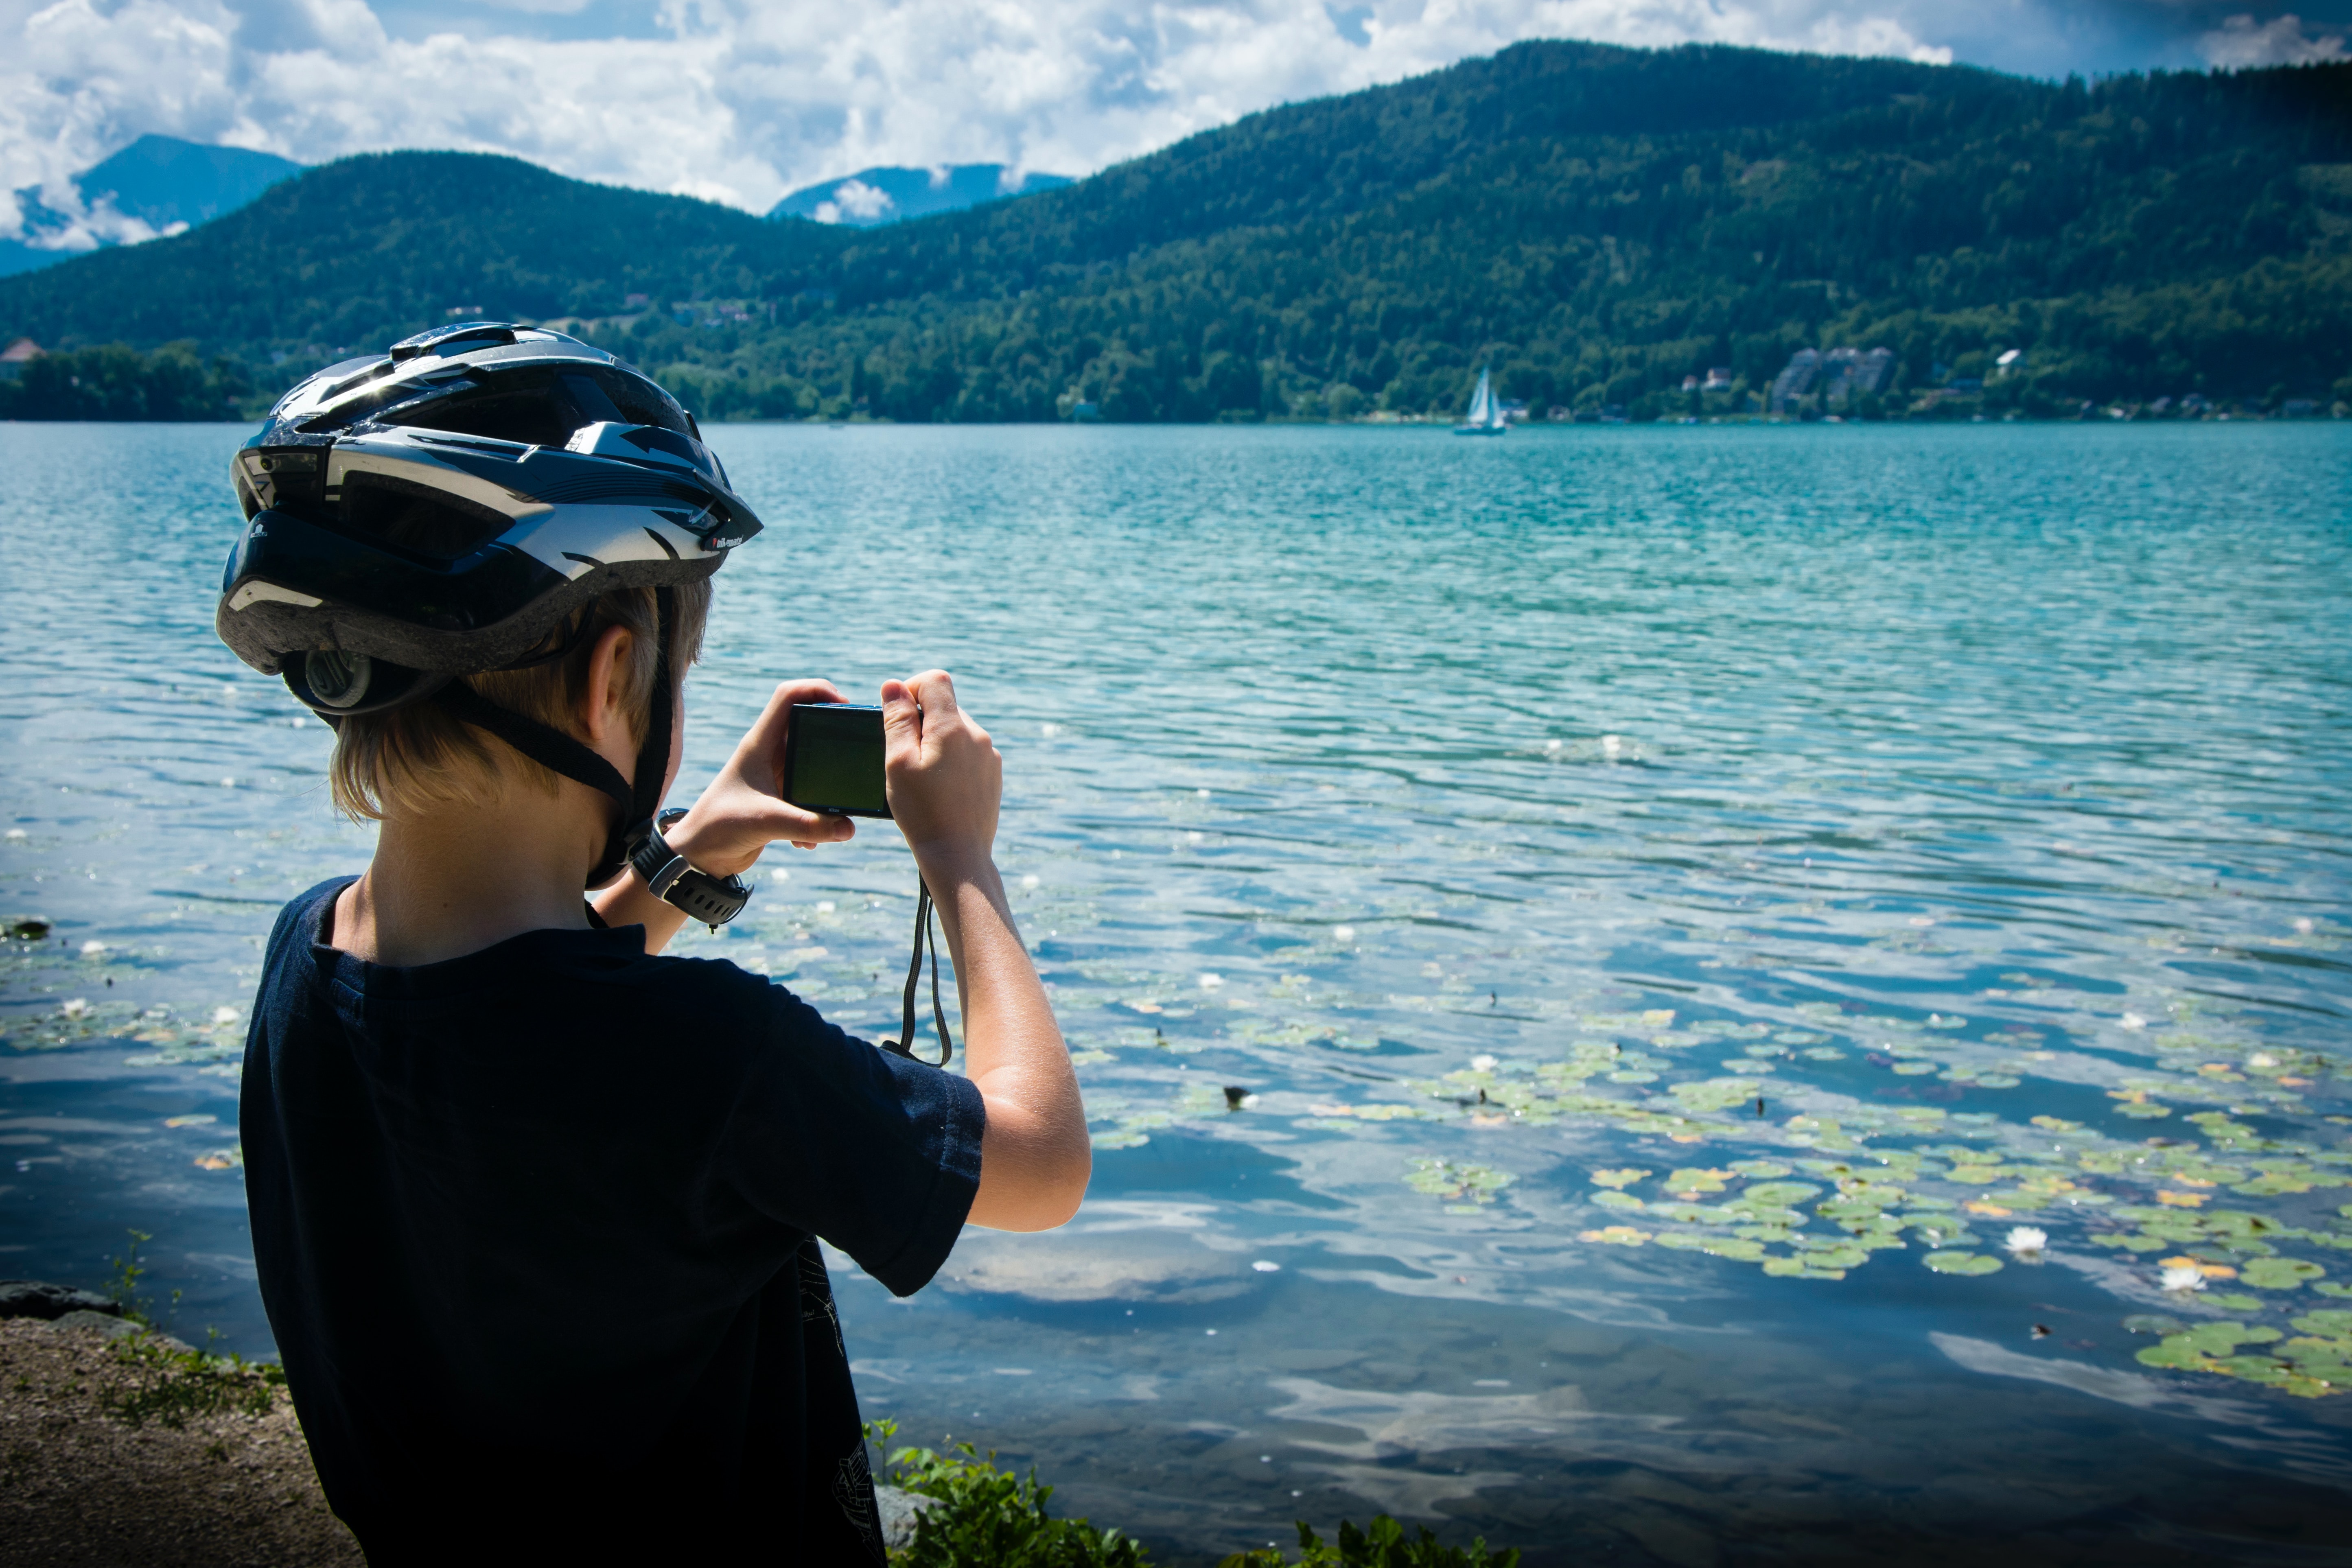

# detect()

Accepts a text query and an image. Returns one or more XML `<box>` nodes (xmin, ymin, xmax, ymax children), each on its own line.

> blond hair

<box><xmin>328</xmin><ymin>579</ymin><xmax>712</xmax><ymax>821</ymax></box>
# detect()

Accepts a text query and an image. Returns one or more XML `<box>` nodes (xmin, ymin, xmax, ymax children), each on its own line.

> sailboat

<box><xmin>1455</xmin><ymin>366</ymin><xmax>1507</xmax><ymax>436</ymax></box>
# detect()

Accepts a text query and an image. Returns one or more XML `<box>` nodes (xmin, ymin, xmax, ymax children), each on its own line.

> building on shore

<box><xmin>1769</xmin><ymin>349</ymin><xmax>1821</xmax><ymax>413</ymax></box>
<box><xmin>1774</xmin><ymin>346</ymin><xmax>1895</xmax><ymax>413</ymax></box>
<box><xmin>0</xmin><ymin>337</ymin><xmax>43</xmax><ymax>381</ymax></box>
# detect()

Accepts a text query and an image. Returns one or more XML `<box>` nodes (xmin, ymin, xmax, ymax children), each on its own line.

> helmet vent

<box><xmin>390</xmin><ymin>323</ymin><xmax>520</xmax><ymax>363</ymax></box>
<box><xmin>341</xmin><ymin>470</ymin><xmax>514</xmax><ymax>560</ymax></box>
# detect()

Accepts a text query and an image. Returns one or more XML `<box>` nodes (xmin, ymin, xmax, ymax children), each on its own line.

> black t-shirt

<box><xmin>241</xmin><ymin>879</ymin><xmax>985</xmax><ymax>1563</ymax></box>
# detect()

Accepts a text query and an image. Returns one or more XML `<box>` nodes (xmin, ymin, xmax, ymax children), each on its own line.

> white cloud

<box><xmin>0</xmin><ymin>0</ymin><xmax>1965</xmax><ymax>226</ymax></box>
<box><xmin>2199</xmin><ymin>12</ymin><xmax>2348</xmax><ymax>66</ymax></box>
<box><xmin>817</xmin><ymin>178</ymin><xmax>895</xmax><ymax>223</ymax></box>
<box><xmin>20</xmin><ymin>189</ymin><xmax>186</xmax><ymax>253</ymax></box>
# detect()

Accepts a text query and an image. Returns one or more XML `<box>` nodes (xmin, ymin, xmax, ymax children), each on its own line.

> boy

<box><xmin>215</xmin><ymin>323</ymin><xmax>1089</xmax><ymax>1560</ymax></box>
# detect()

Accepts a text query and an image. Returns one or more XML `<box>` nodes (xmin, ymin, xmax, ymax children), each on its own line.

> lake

<box><xmin>4</xmin><ymin>419</ymin><xmax>2351</xmax><ymax>1564</ymax></box>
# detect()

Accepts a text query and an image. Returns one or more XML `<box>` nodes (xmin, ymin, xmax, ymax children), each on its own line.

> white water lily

<box><xmin>212</xmin><ymin>1006</ymin><xmax>239</xmax><ymax>1026</ymax></box>
<box><xmin>60</xmin><ymin>998</ymin><xmax>90</xmax><ymax>1020</ymax></box>
<box><xmin>2120</xmin><ymin>1013</ymin><xmax>2147</xmax><ymax>1030</ymax></box>
<box><xmin>1332</xmin><ymin>926</ymin><xmax>1355</xmax><ymax>943</ymax></box>
<box><xmin>1198</xmin><ymin>973</ymin><xmax>1224</xmax><ymax>990</ymax></box>
<box><xmin>2004</xmin><ymin>1226</ymin><xmax>2048</xmax><ymax>1260</ymax></box>
<box><xmin>2160</xmin><ymin>1265</ymin><xmax>2208</xmax><ymax>1293</ymax></box>
<box><xmin>80</xmin><ymin>940</ymin><xmax>106</xmax><ymax>956</ymax></box>
<box><xmin>1470</xmin><ymin>1054</ymin><xmax>1498</xmax><ymax>1071</ymax></box>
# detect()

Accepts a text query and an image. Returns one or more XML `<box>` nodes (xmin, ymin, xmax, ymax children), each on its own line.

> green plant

<box><xmin>101</xmin><ymin>1333</ymin><xmax>287</xmax><ymax>1430</ymax></box>
<box><xmin>1219</xmin><ymin>1516</ymin><xmax>1521</xmax><ymax>1567</ymax></box>
<box><xmin>873</xmin><ymin>1422</ymin><xmax>1149</xmax><ymax>1566</ymax></box>
<box><xmin>105</xmin><ymin>1228</ymin><xmax>152</xmax><ymax>1321</ymax></box>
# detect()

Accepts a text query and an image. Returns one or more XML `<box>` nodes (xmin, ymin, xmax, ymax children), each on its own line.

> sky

<box><xmin>2</xmin><ymin>0</ymin><xmax>2348</xmax><ymax>239</ymax></box>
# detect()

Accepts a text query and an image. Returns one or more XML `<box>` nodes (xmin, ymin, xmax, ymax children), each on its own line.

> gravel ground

<box><xmin>0</xmin><ymin>1318</ymin><xmax>361</xmax><ymax>1568</ymax></box>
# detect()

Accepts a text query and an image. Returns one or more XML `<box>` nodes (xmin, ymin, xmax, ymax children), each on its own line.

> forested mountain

<box><xmin>0</xmin><ymin>136</ymin><xmax>303</xmax><ymax>279</ymax></box>
<box><xmin>768</xmin><ymin>165</ymin><xmax>1072</xmax><ymax>227</ymax></box>
<box><xmin>0</xmin><ymin>152</ymin><xmax>845</xmax><ymax>352</ymax></box>
<box><xmin>3</xmin><ymin>40</ymin><xmax>2348</xmax><ymax>422</ymax></box>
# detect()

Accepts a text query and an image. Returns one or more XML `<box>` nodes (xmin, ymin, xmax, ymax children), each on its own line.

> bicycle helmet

<box><xmin>215</xmin><ymin>321</ymin><xmax>763</xmax><ymax>884</ymax></box>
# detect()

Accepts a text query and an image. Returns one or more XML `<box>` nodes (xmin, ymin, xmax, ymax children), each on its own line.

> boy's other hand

<box><xmin>881</xmin><ymin>671</ymin><xmax>1002</xmax><ymax>879</ymax></box>
<box><xmin>666</xmin><ymin>679</ymin><xmax>857</xmax><ymax>877</ymax></box>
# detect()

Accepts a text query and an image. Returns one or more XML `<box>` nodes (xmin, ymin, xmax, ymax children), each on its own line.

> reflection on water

<box><xmin>3</xmin><ymin>421</ymin><xmax>2350</xmax><ymax>1561</ymax></box>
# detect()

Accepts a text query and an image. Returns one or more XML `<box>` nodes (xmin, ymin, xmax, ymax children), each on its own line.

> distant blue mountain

<box><xmin>0</xmin><ymin>136</ymin><xmax>304</xmax><ymax>278</ymax></box>
<box><xmin>767</xmin><ymin>164</ymin><xmax>1071</xmax><ymax>227</ymax></box>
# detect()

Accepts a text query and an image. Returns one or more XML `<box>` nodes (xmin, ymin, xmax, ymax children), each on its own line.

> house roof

<box><xmin>0</xmin><ymin>337</ymin><xmax>43</xmax><ymax>363</ymax></box>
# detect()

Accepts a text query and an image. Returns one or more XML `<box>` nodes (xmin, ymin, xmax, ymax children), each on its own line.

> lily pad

<box><xmin>1408</xmin><ymin>1158</ymin><xmax>1513</xmax><ymax>1204</ymax></box>
<box><xmin>1923</xmin><ymin>1251</ymin><xmax>2003</xmax><ymax>1275</ymax></box>
<box><xmin>2242</xmin><ymin>1257</ymin><xmax>2326</xmax><ymax>1290</ymax></box>
<box><xmin>1590</xmin><ymin>1168</ymin><xmax>1651</xmax><ymax>1189</ymax></box>
<box><xmin>1805</xmin><ymin>1244</ymin><xmax>1873</xmax><ymax>1269</ymax></box>
<box><xmin>1670</xmin><ymin>1078</ymin><xmax>1765</xmax><ymax>1113</ymax></box>
<box><xmin>1579</xmin><ymin>1225</ymin><xmax>1651</xmax><ymax>1246</ymax></box>
<box><xmin>1741</xmin><ymin>1182</ymin><xmax>1822</xmax><ymax>1207</ymax></box>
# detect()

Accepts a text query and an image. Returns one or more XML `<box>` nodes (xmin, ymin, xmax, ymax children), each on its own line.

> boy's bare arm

<box><xmin>593</xmin><ymin>664</ymin><xmax>1087</xmax><ymax>1229</ymax></box>
<box><xmin>591</xmin><ymin>678</ymin><xmax>855</xmax><ymax>950</ymax></box>
<box><xmin>883</xmin><ymin>671</ymin><xmax>1090</xmax><ymax>1232</ymax></box>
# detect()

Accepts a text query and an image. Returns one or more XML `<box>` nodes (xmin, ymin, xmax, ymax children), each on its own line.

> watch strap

<box><xmin>628</xmin><ymin>809</ymin><xmax>752</xmax><ymax>927</ymax></box>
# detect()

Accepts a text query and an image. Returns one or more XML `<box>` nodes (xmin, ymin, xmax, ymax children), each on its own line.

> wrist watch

<box><xmin>627</xmin><ymin>808</ymin><xmax>753</xmax><ymax>927</ymax></box>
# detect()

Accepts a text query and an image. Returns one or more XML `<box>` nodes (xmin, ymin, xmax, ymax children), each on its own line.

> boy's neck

<box><xmin>331</xmin><ymin>780</ymin><xmax>610</xmax><ymax>967</ymax></box>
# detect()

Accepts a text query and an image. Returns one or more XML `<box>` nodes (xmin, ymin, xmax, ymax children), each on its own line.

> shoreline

<box><xmin>0</xmin><ymin>1316</ymin><xmax>360</xmax><ymax>1568</ymax></box>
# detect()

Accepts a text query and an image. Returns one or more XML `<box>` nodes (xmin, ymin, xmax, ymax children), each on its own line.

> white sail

<box><xmin>1456</xmin><ymin>366</ymin><xmax>1506</xmax><ymax>434</ymax></box>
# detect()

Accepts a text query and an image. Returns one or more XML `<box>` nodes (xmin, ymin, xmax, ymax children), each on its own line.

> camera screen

<box><xmin>784</xmin><ymin>704</ymin><xmax>890</xmax><ymax>818</ymax></box>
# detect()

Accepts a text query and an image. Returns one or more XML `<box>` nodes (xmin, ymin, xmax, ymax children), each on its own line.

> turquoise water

<box><xmin>4</xmin><ymin>421</ymin><xmax>2351</xmax><ymax>1561</ymax></box>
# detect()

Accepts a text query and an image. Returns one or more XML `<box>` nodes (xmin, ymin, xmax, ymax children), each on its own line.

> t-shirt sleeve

<box><xmin>715</xmin><ymin>980</ymin><xmax>984</xmax><ymax>1297</ymax></box>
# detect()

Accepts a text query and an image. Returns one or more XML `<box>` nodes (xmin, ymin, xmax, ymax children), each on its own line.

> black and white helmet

<box><xmin>217</xmin><ymin>320</ymin><xmax>759</xmax><ymax>717</ymax></box>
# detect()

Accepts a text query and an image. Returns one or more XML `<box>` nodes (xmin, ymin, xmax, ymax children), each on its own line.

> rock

<box><xmin>876</xmin><ymin>1484</ymin><xmax>937</xmax><ymax>1552</ymax></box>
<box><xmin>0</xmin><ymin>1279</ymin><xmax>121</xmax><ymax>1320</ymax></box>
<box><xmin>47</xmin><ymin>1310</ymin><xmax>195</xmax><ymax>1351</ymax></box>
<box><xmin>51</xmin><ymin>1309</ymin><xmax>144</xmax><ymax>1339</ymax></box>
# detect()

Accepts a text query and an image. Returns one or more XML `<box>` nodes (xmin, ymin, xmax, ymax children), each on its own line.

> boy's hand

<box><xmin>881</xmin><ymin>670</ymin><xmax>1002</xmax><ymax>879</ymax></box>
<box><xmin>665</xmin><ymin>679</ymin><xmax>857</xmax><ymax>877</ymax></box>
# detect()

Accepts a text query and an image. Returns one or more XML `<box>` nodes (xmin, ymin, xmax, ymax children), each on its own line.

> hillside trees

<box><xmin>2</xmin><ymin>42</ymin><xmax>2347</xmax><ymax>422</ymax></box>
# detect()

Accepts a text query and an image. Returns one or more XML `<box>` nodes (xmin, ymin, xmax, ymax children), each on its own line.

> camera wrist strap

<box><xmin>888</xmin><ymin>877</ymin><xmax>953</xmax><ymax>1068</ymax></box>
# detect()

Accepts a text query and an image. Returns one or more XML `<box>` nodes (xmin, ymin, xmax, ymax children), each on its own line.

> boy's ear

<box><xmin>580</xmin><ymin>623</ymin><xmax>637</xmax><ymax>748</ymax></box>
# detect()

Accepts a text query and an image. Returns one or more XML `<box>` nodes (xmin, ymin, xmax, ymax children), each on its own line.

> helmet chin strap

<box><xmin>430</xmin><ymin>588</ymin><xmax>678</xmax><ymax>890</ymax></box>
